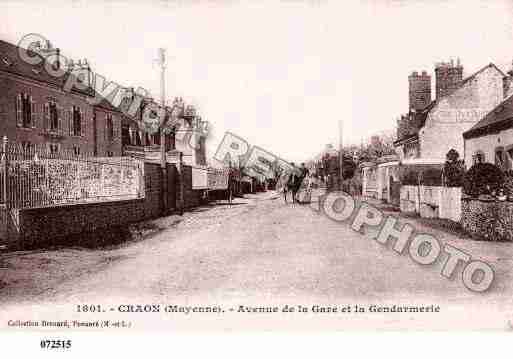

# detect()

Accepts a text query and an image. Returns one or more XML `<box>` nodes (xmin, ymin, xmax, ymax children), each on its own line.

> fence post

<box><xmin>177</xmin><ymin>152</ymin><xmax>184</xmax><ymax>215</ymax></box>
<box><xmin>160</xmin><ymin>143</ymin><xmax>168</xmax><ymax>215</ymax></box>
<box><xmin>2</xmin><ymin>136</ymin><xmax>9</xmax><ymax>242</ymax></box>
<box><xmin>2</xmin><ymin>136</ymin><xmax>8</xmax><ymax>205</ymax></box>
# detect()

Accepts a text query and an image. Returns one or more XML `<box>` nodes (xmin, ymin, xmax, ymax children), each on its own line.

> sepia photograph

<box><xmin>0</xmin><ymin>0</ymin><xmax>513</xmax><ymax>352</ymax></box>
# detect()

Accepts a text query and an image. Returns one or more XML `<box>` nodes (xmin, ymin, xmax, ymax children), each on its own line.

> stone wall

<box><xmin>461</xmin><ymin>198</ymin><xmax>513</xmax><ymax>241</ymax></box>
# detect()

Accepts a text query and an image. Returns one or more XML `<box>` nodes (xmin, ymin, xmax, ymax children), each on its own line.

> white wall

<box><xmin>464</xmin><ymin>127</ymin><xmax>513</xmax><ymax>169</ymax></box>
<box><xmin>400</xmin><ymin>185</ymin><xmax>461</xmax><ymax>221</ymax></box>
<box><xmin>419</xmin><ymin>66</ymin><xmax>504</xmax><ymax>161</ymax></box>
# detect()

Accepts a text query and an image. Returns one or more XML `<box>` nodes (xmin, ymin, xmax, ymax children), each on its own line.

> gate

<box><xmin>390</xmin><ymin>177</ymin><xmax>401</xmax><ymax>207</ymax></box>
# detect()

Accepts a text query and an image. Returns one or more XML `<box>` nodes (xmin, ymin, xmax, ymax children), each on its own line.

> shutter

<box><xmin>30</xmin><ymin>96</ymin><xmax>36</xmax><ymax>128</ymax></box>
<box><xmin>104</xmin><ymin>115</ymin><xmax>108</xmax><ymax>141</ymax></box>
<box><xmin>57</xmin><ymin>105</ymin><xmax>63</xmax><ymax>135</ymax></box>
<box><xmin>80</xmin><ymin>109</ymin><xmax>85</xmax><ymax>137</ymax></box>
<box><xmin>43</xmin><ymin>102</ymin><xmax>49</xmax><ymax>130</ymax></box>
<box><xmin>16</xmin><ymin>94</ymin><xmax>22</xmax><ymax>127</ymax></box>
<box><xmin>69</xmin><ymin>107</ymin><xmax>73</xmax><ymax>136</ymax></box>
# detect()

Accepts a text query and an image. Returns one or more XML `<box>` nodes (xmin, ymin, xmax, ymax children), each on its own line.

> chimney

<box><xmin>35</xmin><ymin>40</ymin><xmax>61</xmax><ymax>70</ymax></box>
<box><xmin>408</xmin><ymin>70</ymin><xmax>431</xmax><ymax>111</ymax></box>
<box><xmin>504</xmin><ymin>61</ymin><xmax>513</xmax><ymax>99</ymax></box>
<box><xmin>435</xmin><ymin>59</ymin><xmax>463</xmax><ymax>99</ymax></box>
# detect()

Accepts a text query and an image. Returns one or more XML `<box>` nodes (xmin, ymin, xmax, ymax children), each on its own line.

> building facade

<box><xmin>395</xmin><ymin>61</ymin><xmax>508</xmax><ymax>163</ymax></box>
<box><xmin>0</xmin><ymin>39</ymin><xmax>122</xmax><ymax>156</ymax></box>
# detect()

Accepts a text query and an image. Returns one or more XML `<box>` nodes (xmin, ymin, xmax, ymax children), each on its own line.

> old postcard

<box><xmin>1</xmin><ymin>0</ymin><xmax>513</xmax><ymax>353</ymax></box>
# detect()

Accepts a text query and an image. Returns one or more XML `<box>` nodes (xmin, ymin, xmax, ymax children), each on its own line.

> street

<box><xmin>1</xmin><ymin>190</ymin><xmax>513</xmax><ymax>330</ymax></box>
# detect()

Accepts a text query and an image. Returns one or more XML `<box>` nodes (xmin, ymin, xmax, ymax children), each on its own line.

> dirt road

<box><xmin>1</xmin><ymin>191</ymin><xmax>513</xmax><ymax>330</ymax></box>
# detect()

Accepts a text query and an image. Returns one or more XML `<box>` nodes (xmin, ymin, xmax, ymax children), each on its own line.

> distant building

<box><xmin>120</xmin><ymin>95</ymin><xmax>207</xmax><ymax>167</ymax></box>
<box><xmin>0</xmin><ymin>39</ymin><xmax>122</xmax><ymax>156</ymax></box>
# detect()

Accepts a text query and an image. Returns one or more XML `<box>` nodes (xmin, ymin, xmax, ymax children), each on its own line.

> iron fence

<box><xmin>0</xmin><ymin>140</ymin><xmax>145</xmax><ymax>209</ymax></box>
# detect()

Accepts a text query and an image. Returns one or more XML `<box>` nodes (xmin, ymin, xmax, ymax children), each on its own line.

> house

<box><xmin>363</xmin><ymin>59</ymin><xmax>510</xmax><ymax>204</ymax></box>
<box><xmin>395</xmin><ymin>60</ymin><xmax>508</xmax><ymax>163</ymax></box>
<box><xmin>120</xmin><ymin>95</ymin><xmax>207</xmax><ymax>167</ymax></box>
<box><xmin>463</xmin><ymin>72</ymin><xmax>513</xmax><ymax>170</ymax></box>
<box><xmin>0</xmin><ymin>39</ymin><xmax>122</xmax><ymax>156</ymax></box>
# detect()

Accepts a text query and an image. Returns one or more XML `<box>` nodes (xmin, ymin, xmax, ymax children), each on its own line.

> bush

<box><xmin>443</xmin><ymin>149</ymin><xmax>465</xmax><ymax>187</ymax></box>
<box><xmin>421</xmin><ymin>168</ymin><xmax>443</xmax><ymax>186</ymax></box>
<box><xmin>401</xmin><ymin>170</ymin><xmax>419</xmax><ymax>186</ymax></box>
<box><xmin>400</xmin><ymin>167</ymin><xmax>442</xmax><ymax>186</ymax></box>
<box><xmin>504</xmin><ymin>170</ymin><xmax>513</xmax><ymax>197</ymax></box>
<box><xmin>462</xmin><ymin>163</ymin><xmax>504</xmax><ymax>197</ymax></box>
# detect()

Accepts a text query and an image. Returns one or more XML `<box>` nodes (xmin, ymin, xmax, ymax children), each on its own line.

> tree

<box><xmin>443</xmin><ymin>149</ymin><xmax>465</xmax><ymax>187</ymax></box>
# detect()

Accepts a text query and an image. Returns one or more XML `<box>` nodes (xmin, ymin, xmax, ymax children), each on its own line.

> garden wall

<box><xmin>461</xmin><ymin>198</ymin><xmax>513</xmax><ymax>241</ymax></box>
<box><xmin>400</xmin><ymin>185</ymin><xmax>461</xmax><ymax>221</ymax></box>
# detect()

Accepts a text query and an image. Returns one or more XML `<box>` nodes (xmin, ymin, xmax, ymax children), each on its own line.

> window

<box><xmin>71</xmin><ymin>106</ymin><xmax>82</xmax><ymax>136</ymax></box>
<box><xmin>50</xmin><ymin>102</ymin><xmax>58</xmax><ymax>130</ymax></box>
<box><xmin>16</xmin><ymin>93</ymin><xmax>36</xmax><ymax>128</ymax></box>
<box><xmin>44</xmin><ymin>100</ymin><xmax>59</xmax><ymax>131</ymax></box>
<box><xmin>122</xmin><ymin>125</ymin><xmax>131</xmax><ymax>146</ymax></box>
<box><xmin>106</xmin><ymin>114</ymin><xmax>114</xmax><ymax>142</ymax></box>
<box><xmin>48</xmin><ymin>143</ymin><xmax>59</xmax><ymax>155</ymax></box>
<box><xmin>73</xmin><ymin>145</ymin><xmax>80</xmax><ymax>156</ymax></box>
<box><xmin>495</xmin><ymin>147</ymin><xmax>506</xmax><ymax>170</ymax></box>
<box><xmin>152</xmin><ymin>129</ymin><xmax>161</xmax><ymax>145</ymax></box>
<box><xmin>21</xmin><ymin>141</ymin><xmax>32</xmax><ymax>152</ymax></box>
<box><xmin>473</xmin><ymin>151</ymin><xmax>485</xmax><ymax>165</ymax></box>
<box><xmin>508</xmin><ymin>148</ymin><xmax>513</xmax><ymax>170</ymax></box>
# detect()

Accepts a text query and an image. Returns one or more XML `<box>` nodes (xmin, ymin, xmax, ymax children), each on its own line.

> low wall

<box><xmin>182</xmin><ymin>165</ymin><xmax>204</xmax><ymax>209</ymax></box>
<box><xmin>3</xmin><ymin>162</ymin><xmax>165</xmax><ymax>248</ymax></box>
<box><xmin>461</xmin><ymin>198</ymin><xmax>513</xmax><ymax>241</ymax></box>
<box><xmin>1</xmin><ymin>161</ymin><xmax>212</xmax><ymax>249</ymax></box>
<box><xmin>400</xmin><ymin>185</ymin><xmax>461</xmax><ymax>221</ymax></box>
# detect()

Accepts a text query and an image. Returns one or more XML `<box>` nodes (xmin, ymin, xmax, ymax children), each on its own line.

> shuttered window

<box><xmin>71</xmin><ymin>106</ymin><xmax>83</xmax><ymax>136</ymax></box>
<box><xmin>15</xmin><ymin>93</ymin><xmax>34</xmax><ymax>128</ymax></box>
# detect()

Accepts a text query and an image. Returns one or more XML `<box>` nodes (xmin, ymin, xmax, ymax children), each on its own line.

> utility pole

<box><xmin>156</xmin><ymin>48</ymin><xmax>168</xmax><ymax>214</ymax></box>
<box><xmin>339</xmin><ymin>119</ymin><xmax>344</xmax><ymax>191</ymax></box>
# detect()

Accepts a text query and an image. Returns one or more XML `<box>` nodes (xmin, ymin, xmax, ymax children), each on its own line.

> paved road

<box><xmin>1</xmin><ymin>191</ymin><xmax>513</xmax><ymax>330</ymax></box>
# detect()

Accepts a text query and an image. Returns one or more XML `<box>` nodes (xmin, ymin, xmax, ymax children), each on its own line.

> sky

<box><xmin>1</xmin><ymin>0</ymin><xmax>513</xmax><ymax>163</ymax></box>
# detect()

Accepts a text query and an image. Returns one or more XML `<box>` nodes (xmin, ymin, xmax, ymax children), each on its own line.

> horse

<box><xmin>278</xmin><ymin>171</ymin><xmax>304</xmax><ymax>204</ymax></box>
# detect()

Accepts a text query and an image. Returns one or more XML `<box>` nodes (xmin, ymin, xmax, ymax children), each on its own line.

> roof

<box><xmin>394</xmin><ymin>133</ymin><xmax>419</xmax><ymax>146</ymax></box>
<box><xmin>394</xmin><ymin>101</ymin><xmax>435</xmax><ymax>145</ymax></box>
<box><xmin>463</xmin><ymin>94</ymin><xmax>513</xmax><ymax>139</ymax></box>
<box><xmin>1</xmin><ymin>39</ymin><xmax>119</xmax><ymax>113</ymax></box>
<box><xmin>94</xmin><ymin>97</ymin><xmax>122</xmax><ymax>113</ymax></box>
<box><xmin>0</xmin><ymin>39</ymin><xmax>65</xmax><ymax>87</ymax></box>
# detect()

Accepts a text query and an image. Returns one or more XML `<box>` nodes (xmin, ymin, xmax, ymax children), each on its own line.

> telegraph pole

<box><xmin>156</xmin><ymin>48</ymin><xmax>168</xmax><ymax>213</ymax></box>
<box><xmin>157</xmin><ymin>48</ymin><xmax>167</xmax><ymax>153</ymax></box>
<box><xmin>339</xmin><ymin>119</ymin><xmax>344</xmax><ymax>191</ymax></box>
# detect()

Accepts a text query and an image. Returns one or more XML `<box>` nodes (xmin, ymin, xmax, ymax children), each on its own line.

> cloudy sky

<box><xmin>2</xmin><ymin>0</ymin><xmax>513</xmax><ymax>162</ymax></box>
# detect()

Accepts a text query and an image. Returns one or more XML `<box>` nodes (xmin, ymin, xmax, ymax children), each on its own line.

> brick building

<box><xmin>0</xmin><ymin>39</ymin><xmax>122</xmax><ymax>156</ymax></box>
